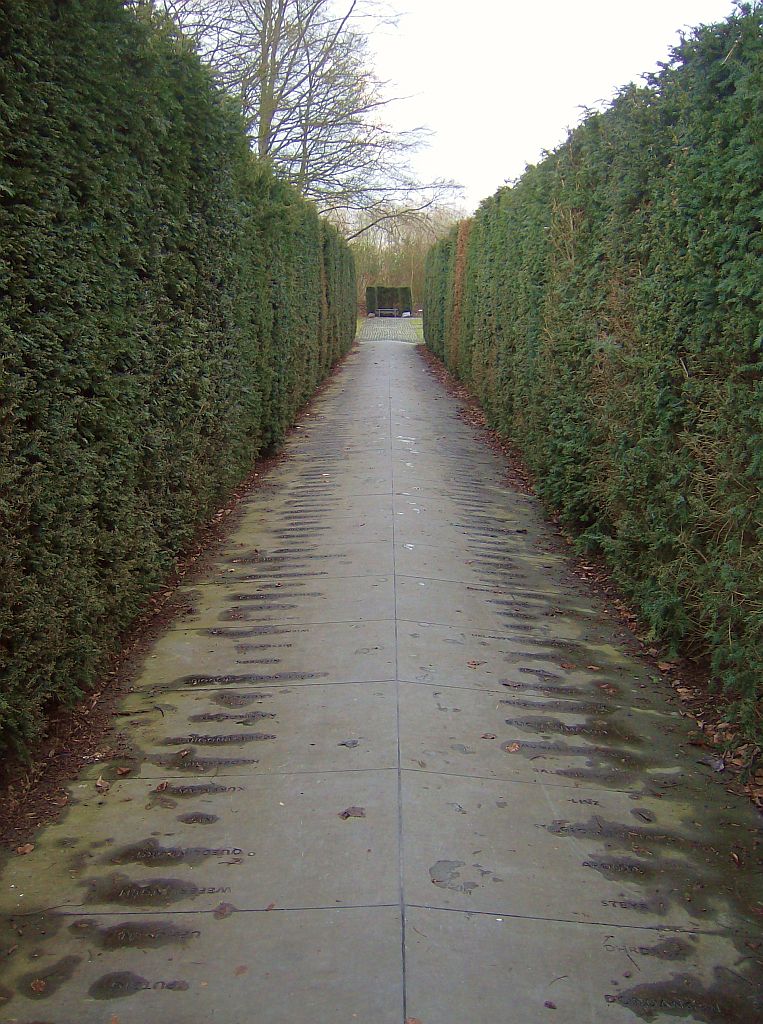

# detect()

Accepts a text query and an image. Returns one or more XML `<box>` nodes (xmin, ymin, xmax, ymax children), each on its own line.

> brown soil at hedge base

<box><xmin>0</xmin><ymin>344</ymin><xmax>358</xmax><ymax>851</ymax></box>
<box><xmin>417</xmin><ymin>343</ymin><xmax>762</xmax><ymax>813</ymax></box>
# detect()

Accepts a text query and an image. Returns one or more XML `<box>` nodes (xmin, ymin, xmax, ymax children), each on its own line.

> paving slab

<box><xmin>0</xmin><ymin>907</ymin><xmax>403</xmax><ymax>1024</ymax></box>
<box><xmin>117</xmin><ymin>619</ymin><xmax>396</xmax><ymax>690</ymax></box>
<box><xmin>396</xmin><ymin>619</ymin><xmax>666</xmax><ymax>705</ymax></box>
<box><xmin>404</xmin><ymin>909</ymin><xmax>761</xmax><ymax>1024</ymax></box>
<box><xmin>227</xmin><ymin>515</ymin><xmax>393</xmax><ymax>548</ymax></box>
<box><xmin>397</xmin><ymin>680</ymin><xmax>694</xmax><ymax>794</ymax></box>
<box><xmin>1</xmin><ymin>320</ymin><xmax>760</xmax><ymax>1023</ymax></box>
<box><xmin>88</xmin><ymin>681</ymin><xmax>399</xmax><ymax>779</ymax></box>
<box><xmin>209</xmin><ymin>539</ymin><xmax>396</xmax><ymax>581</ymax></box>
<box><xmin>240</xmin><ymin>492</ymin><xmax>395</xmax><ymax>520</ymax></box>
<box><xmin>4</xmin><ymin>769</ymin><xmax>398</xmax><ymax>915</ymax></box>
<box><xmin>178</xmin><ymin>573</ymin><xmax>394</xmax><ymax>628</ymax></box>
<box><xmin>401</xmin><ymin>771</ymin><xmax>757</xmax><ymax>932</ymax></box>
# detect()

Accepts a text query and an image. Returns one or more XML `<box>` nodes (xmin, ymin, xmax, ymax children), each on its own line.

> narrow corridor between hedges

<box><xmin>1</xmin><ymin>318</ymin><xmax>760</xmax><ymax>1023</ymax></box>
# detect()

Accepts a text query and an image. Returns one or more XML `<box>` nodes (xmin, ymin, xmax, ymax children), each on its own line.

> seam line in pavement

<box><xmin>403</xmin><ymin>903</ymin><xmax>734</xmax><ymax>936</ymax></box>
<box><xmin>30</xmin><ymin>903</ymin><xmax>402</xmax><ymax>920</ymax></box>
<box><xmin>184</xmin><ymin>566</ymin><xmax>395</xmax><ymax>588</ymax></box>
<box><xmin>164</xmin><ymin>612</ymin><xmax>605</xmax><ymax>636</ymax></box>
<box><xmin>142</xmin><ymin>677</ymin><xmax>398</xmax><ymax>694</ymax></box>
<box><xmin>396</xmin><ymin>616</ymin><xmax>605</xmax><ymax>640</ymax></box>
<box><xmin>164</xmin><ymin>615</ymin><xmax>397</xmax><ymax>634</ymax></box>
<box><xmin>394</xmin><ymin>675</ymin><xmax>635</xmax><ymax>700</ymax></box>
<box><xmin>399</xmin><ymin>766</ymin><xmax>635</xmax><ymax>794</ymax></box>
<box><xmin>110</xmin><ymin>766</ymin><xmax>400</xmax><ymax>782</ymax></box>
<box><xmin>390</xmin><ymin>348</ymin><xmax>409</xmax><ymax>1024</ymax></box>
<box><xmin>159</xmin><ymin>619</ymin><xmax>396</xmax><ymax>633</ymax></box>
<box><xmin>19</xmin><ymin>901</ymin><xmax>739</xmax><ymax>940</ymax></box>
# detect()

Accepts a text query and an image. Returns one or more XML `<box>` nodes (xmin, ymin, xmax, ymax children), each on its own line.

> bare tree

<box><xmin>154</xmin><ymin>0</ymin><xmax>460</xmax><ymax>227</ymax></box>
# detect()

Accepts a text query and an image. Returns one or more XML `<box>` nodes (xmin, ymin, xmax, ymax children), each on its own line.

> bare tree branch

<box><xmin>154</xmin><ymin>0</ymin><xmax>462</xmax><ymax>226</ymax></box>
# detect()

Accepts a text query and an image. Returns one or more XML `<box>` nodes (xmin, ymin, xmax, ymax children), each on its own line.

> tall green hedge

<box><xmin>0</xmin><ymin>0</ymin><xmax>355</xmax><ymax>752</ymax></box>
<box><xmin>424</xmin><ymin>8</ymin><xmax>762</xmax><ymax>736</ymax></box>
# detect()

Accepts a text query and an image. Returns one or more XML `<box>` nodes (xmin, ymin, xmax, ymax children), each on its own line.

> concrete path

<box><xmin>1</xmin><ymin>318</ymin><xmax>760</xmax><ymax>1023</ymax></box>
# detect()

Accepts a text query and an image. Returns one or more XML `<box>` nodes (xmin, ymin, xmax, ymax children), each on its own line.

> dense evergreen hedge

<box><xmin>0</xmin><ymin>0</ymin><xmax>355</xmax><ymax>752</ymax></box>
<box><xmin>424</xmin><ymin>9</ymin><xmax>762</xmax><ymax>735</ymax></box>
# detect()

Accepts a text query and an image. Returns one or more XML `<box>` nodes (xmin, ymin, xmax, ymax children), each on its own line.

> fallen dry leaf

<box><xmin>560</xmin><ymin>662</ymin><xmax>575</xmax><ymax>670</ymax></box>
<box><xmin>467</xmin><ymin>660</ymin><xmax>485</xmax><ymax>669</ymax></box>
<box><xmin>586</xmin><ymin>665</ymin><xmax>601</xmax><ymax>672</ymax></box>
<box><xmin>213</xmin><ymin>902</ymin><xmax>236</xmax><ymax>919</ymax></box>
<box><xmin>405</xmin><ymin>1018</ymin><xmax>423</xmax><ymax>1024</ymax></box>
<box><xmin>116</xmin><ymin>767</ymin><xmax>132</xmax><ymax>776</ymax></box>
<box><xmin>16</xmin><ymin>844</ymin><xmax>34</xmax><ymax>856</ymax></box>
<box><xmin>234</xmin><ymin>965</ymin><xmax>249</xmax><ymax>976</ymax></box>
<box><xmin>155</xmin><ymin>781</ymin><xmax>169</xmax><ymax>792</ymax></box>
<box><xmin>505</xmin><ymin>742</ymin><xmax>521</xmax><ymax>753</ymax></box>
<box><xmin>481</xmin><ymin>733</ymin><xmax>497</xmax><ymax>740</ymax></box>
<box><xmin>338</xmin><ymin>806</ymin><xmax>366</xmax><ymax>819</ymax></box>
<box><xmin>657</xmin><ymin>662</ymin><xmax>674</xmax><ymax>672</ymax></box>
<box><xmin>30</xmin><ymin>978</ymin><xmax>46</xmax><ymax>993</ymax></box>
<box><xmin>95</xmin><ymin>776</ymin><xmax>110</xmax><ymax>793</ymax></box>
<box><xmin>265</xmin><ymin>901</ymin><xmax>276</xmax><ymax>911</ymax></box>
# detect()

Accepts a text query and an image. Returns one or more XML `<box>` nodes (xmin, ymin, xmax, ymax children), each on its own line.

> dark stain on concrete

<box><xmin>501</xmin><ymin>681</ymin><xmax>586</xmax><ymax>697</ymax></box>
<box><xmin>177</xmin><ymin>671</ymin><xmax>325</xmax><ymax>686</ymax></box>
<box><xmin>154</xmin><ymin>782</ymin><xmax>241</xmax><ymax>798</ymax></box>
<box><xmin>429</xmin><ymin>860</ymin><xmax>479</xmax><ymax>895</ymax></box>
<box><xmin>503</xmin><ymin>716</ymin><xmax>640</xmax><ymax>743</ymax></box>
<box><xmin>500</xmin><ymin>698</ymin><xmax>610</xmax><ymax>715</ymax></box>
<box><xmin>605</xmin><ymin>968</ymin><xmax>763</xmax><ymax>1023</ymax></box>
<box><xmin>108</xmin><ymin>839</ymin><xmax>205</xmax><ymax>866</ymax></box>
<box><xmin>89</xmin><ymin>971</ymin><xmax>148</xmax><ymax>999</ymax></box>
<box><xmin>212</xmin><ymin>691</ymin><xmax>273</xmax><ymax>707</ymax></box>
<box><xmin>17</xmin><ymin>956</ymin><xmax>81</xmax><ymax>999</ymax></box>
<box><xmin>70</xmin><ymin>918</ymin><xmax>201</xmax><ymax>949</ymax></box>
<box><xmin>84</xmin><ymin>874</ymin><xmax>206</xmax><ymax>906</ymax></box>
<box><xmin>503</xmin><ymin>740</ymin><xmax>643</xmax><ymax>769</ymax></box>
<box><xmin>162</xmin><ymin>732</ymin><xmax>273</xmax><ymax>745</ymax></box>
<box><xmin>190</xmin><ymin>709</ymin><xmax>276</xmax><ymax>723</ymax></box>
<box><xmin>148</xmin><ymin>752</ymin><xmax>258</xmax><ymax>772</ymax></box>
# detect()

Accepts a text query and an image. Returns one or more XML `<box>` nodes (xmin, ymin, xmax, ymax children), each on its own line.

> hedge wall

<box><xmin>0</xmin><ymin>0</ymin><xmax>355</xmax><ymax>752</ymax></box>
<box><xmin>424</xmin><ymin>9</ymin><xmax>762</xmax><ymax>736</ymax></box>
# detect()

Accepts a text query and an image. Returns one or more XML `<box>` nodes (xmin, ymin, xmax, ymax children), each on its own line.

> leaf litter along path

<box><xmin>0</xmin><ymin>317</ymin><xmax>761</xmax><ymax>1023</ymax></box>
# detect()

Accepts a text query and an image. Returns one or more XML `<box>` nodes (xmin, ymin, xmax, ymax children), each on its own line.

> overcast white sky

<box><xmin>371</xmin><ymin>0</ymin><xmax>739</xmax><ymax>212</ymax></box>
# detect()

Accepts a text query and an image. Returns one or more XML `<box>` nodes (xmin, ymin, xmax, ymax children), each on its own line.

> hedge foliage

<box><xmin>424</xmin><ymin>9</ymin><xmax>762</xmax><ymax>736</ymax></box>
<box><xmin>366</xmin><ymin>285</ymin><xmax>412</xmax><ymax>314</ymax></box>
<box><xmin>0</xmin><ymin>0</ymin><xmax>356</xmax><ymax>752</ymax></box>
